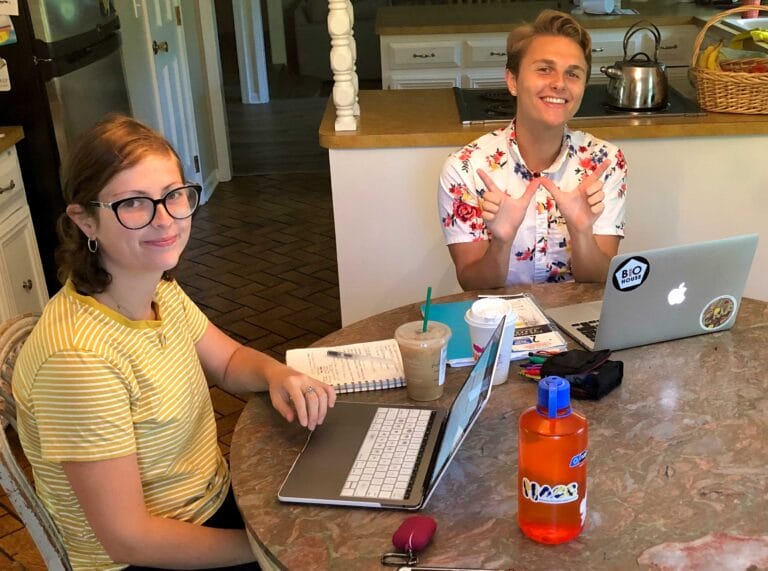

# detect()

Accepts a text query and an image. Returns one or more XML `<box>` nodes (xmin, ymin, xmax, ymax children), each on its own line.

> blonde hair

<box><xmin>506</xmin><ymin>10</ymin><xmax>592</xmax><ymax>77</ymax></box>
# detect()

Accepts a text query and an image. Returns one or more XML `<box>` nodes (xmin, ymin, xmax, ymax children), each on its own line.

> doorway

<box><xmin>214</xmin><ymin>0</ymin><xmax>343</xmax><ymax>175</ymax></box>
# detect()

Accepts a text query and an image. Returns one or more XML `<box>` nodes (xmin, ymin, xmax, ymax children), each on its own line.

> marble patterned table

<box><xmin>230</xmin><ymin>282</ymin><xmax>768</xmax><ymax>570</ymax></box>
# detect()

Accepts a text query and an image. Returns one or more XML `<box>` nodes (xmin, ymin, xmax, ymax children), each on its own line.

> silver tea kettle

<box><xmin>600</xmin><ymin>21</ymin><xmax>669</xmax><ymax>110</ymax></box>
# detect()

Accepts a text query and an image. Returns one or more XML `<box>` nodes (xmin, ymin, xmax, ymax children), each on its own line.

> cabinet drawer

<box><xmin>0</xmin><ymin>204</ymin><xmax>49</xmax><ymax>318</ymax></box>
<box><xmin>654</xmin><ymin>26</ymin><xmax>698</xmax><ymax>67</ymax></box>
<box><xmin>465</xmin><ymin>39</ymin><xmax>508</xmax><ymax>67</ymax></box>
<box><xmin>387</xmin><ymin>41</ymin><xmax>461</xmax><ymax>69</ymax></box>
<box><xmin>465</xmin><ymin>69</ymin><xmax>507</xmax><ymax>89</ymax></box>
<box><xmin>0</xmin><ymin>146</ymin><xmax>26</xmax><ymax>217</ymax></box>
<box><xmin>387</xmin><ymin>70</ymin><xmax>462</xmax><ymax>89</ymax></box>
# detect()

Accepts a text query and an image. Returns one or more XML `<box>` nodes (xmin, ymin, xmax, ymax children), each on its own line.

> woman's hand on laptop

<box><xmin>540</xmin><ymin>159</ymin><xmax>611</xmax><ymax>233</ymax></box>
<box><xmin>476</xmin><ymin>169</ymin><xmax>539</xmax><ymax>242</ymax></box>
<box><xmin>268</xmin><ymin>365</ymin><xmax>336</xmax><ymax>430</ymax></box>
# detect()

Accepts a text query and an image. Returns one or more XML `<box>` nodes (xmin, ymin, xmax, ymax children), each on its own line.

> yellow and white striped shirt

<box><xmin>13</xmin><ymin>279</ymin><xmax>229</xmax><ymax>571</ymax></box>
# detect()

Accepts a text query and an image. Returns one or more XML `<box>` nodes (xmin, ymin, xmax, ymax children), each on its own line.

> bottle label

<box><xmin>522</xmin><ymin>477</ymin><xmax>579</xmax><ymax>504</ymax></box>
<box><xmin>569</xmin><ymin>449</ymin><xmax>588</xmax><ymax>468</ymax></box>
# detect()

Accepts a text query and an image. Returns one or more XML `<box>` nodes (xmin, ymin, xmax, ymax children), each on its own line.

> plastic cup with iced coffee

<box><xmin>394</xmin><ymin>321</ymin><xmax>451</xmax><ymax>401</ymax></box>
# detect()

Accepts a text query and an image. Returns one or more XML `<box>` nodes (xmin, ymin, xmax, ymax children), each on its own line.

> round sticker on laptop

<box><xmin>700</xmin><ymin>295</ymin><xmax>737</xmax><ymax>330</ymax></box>
<box><xmin>612</xmin><ymin>256</ymin><xmax>650</xmax><ymax>292</ymax></box>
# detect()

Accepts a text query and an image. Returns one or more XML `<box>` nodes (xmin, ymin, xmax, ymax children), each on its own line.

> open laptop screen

<box><xmin>429</xmin><ymin>317</ymin><xmax>503</xmax><ymax>488</ymax></box>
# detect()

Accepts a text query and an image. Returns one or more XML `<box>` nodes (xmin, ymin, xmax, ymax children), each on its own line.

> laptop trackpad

<box><xmin>280</xmin><ymin>402</ymin><xmax>378</xmax><ymax>499</ymax></box>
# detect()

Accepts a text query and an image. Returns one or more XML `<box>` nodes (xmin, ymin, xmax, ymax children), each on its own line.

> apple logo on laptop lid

<box><xmin>667</xmin><ymin>282</ymin><xmax>687</xmax><ymax>306</ymax></box>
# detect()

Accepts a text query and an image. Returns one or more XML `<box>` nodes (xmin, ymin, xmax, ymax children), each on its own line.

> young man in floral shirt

<box><xmin>439</xmin><ymin>10</ymin><xmax>627</xmax><ymax>290</ymax></box>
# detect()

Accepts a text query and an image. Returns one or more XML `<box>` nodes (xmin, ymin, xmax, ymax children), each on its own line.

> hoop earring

<box><xmin>87</xmin><ymin>238</ymin><xmax>99</xmax><ymax>253</ymax></box>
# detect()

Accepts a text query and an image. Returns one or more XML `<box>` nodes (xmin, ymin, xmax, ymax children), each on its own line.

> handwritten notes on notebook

<box><xmin>285</xmin><ymin>339</ymin><xmax>405</xmax><ymax>393</ymax></box>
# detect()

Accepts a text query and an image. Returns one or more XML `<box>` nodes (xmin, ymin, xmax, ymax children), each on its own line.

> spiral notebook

<box><xmin>285</xmin><ymin>339</ymin><xmax>405</xmax><ymax>393</ymax></box>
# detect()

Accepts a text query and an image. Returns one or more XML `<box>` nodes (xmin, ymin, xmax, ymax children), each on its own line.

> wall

<box><xmin>328</xmin><ymin>135</ymin><xmax>768</xmax><ymax>325</ymax></box>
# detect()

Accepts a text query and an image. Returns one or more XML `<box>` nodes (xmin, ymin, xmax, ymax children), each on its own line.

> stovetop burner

<box><xmin>454</xmin><ymin>84</ymin><xmax>704</xmax><ymax>124</ymax></box>
<box><xmin>480</xmin><ymin>90</ymin><xmax>514</xmax><ymax>103</ymax></box>
<box><xmin>487</xmin><ymin>102</ymin><xmax>517</xmax><ymax>117</ymax></box>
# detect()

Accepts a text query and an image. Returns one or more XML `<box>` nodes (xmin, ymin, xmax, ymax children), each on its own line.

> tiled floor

<box><xmin>175</xmin><ymin>172</ymin><xmax>341</xmax><ymax>458</ymax></box>
<box><xmin>0</xmin><ymin>170</ymin><xmax>340</xmax><ymax>568</ymax></box>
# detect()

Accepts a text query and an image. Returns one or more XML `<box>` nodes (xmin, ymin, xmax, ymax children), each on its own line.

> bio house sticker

<box><xmin>612</xmin><ymin>256</ymin><xmax>650</xmax><ymax>292</ymax></box>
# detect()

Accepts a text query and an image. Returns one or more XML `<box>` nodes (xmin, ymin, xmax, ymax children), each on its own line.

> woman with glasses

<box><xmin>12</xmin><ymin>114</ymin><xmax>334</xmax><ymax>570</ymax></box>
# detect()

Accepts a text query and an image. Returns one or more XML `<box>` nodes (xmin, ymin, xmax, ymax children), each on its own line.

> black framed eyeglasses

<box><xmin>89</xmin><ymin>184</ymin><xmax>201</xmax><ymax>230</ymax></box>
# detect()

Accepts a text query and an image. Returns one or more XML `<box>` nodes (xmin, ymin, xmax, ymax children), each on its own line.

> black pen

<box><xmin>326</xmin><ymin>350</ymin><xmax>395</xmax><ymax>364</ymax></box>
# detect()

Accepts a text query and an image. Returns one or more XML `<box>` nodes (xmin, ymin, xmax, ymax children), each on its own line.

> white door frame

<box><xmin>232</xmin><ymin>0</ymin><xmax>270</xmax><ymax>104</ymax></box>
<box><xmin>198</xmin><ymin>1</ymin><xmax>232</xmax><ymax>182</ymax></box>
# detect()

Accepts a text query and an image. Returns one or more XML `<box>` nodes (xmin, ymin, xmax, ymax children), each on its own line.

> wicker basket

<box><xmin>690</xmin><ymin>4</ymin><xmax>768</xmax><ymax>114</ymax></box>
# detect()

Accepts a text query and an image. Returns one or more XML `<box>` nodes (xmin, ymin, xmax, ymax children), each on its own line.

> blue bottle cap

<box><xmin>537</xmin><ymin>376</ymin><xmax>571</xmax><ymax>419</ymax></box>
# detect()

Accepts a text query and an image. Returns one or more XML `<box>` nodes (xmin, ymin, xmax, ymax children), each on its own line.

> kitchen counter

<box><xmin>0</xmin><ymin>126</ymin><xmax>24</xmax><ymax>154</ymax></box>
<box><xmin>319</xmin><ymin>89</ymin><xmax>768</xmax><ymax>149</ymax></box>
<box><xmin>376</xmin><ymin>0</ymin><xmax>720</xmax><ymax>35</ymax></box>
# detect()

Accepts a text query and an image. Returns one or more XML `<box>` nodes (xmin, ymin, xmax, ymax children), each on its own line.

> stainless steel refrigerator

<box><xmin>0</xmin><ymin>0</ymin><xmax>131</xmax><ymax>294</ymax></box>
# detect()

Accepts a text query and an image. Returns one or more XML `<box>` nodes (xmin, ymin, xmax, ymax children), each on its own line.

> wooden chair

<box><xmin>0</xmin><ymin>313</ymin><xmax>73</xmax><ymax>571</ymax></box>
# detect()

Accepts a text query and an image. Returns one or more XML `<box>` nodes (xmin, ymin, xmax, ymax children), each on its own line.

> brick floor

<box><xmin>1</xmin><ymin>171</ymin><xmax>340</xmax><ymax>568</ymax></box>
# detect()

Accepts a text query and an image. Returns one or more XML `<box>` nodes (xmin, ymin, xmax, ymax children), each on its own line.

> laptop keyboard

<box><xmin>340</xmin><ymin>407</ymin><xmax>434</xmax><ymax>500</ymax></box>
<box><xmin>574</xmin><ymin>319</ymin><xmax>600</xmax><ymax>342</ymax></box>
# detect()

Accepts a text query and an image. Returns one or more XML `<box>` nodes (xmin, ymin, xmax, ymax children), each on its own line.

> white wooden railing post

<box><xmin>328</xmin><ymin>0</ymin><xmax>360</xmax><ymax>131</ymax></box>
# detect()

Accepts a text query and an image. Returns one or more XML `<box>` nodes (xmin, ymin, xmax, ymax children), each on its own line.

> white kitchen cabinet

<box><xmin>386</xmin><ymin>39</ymin><xmax>462</xmax><ymax>69</ymax></box>
<box><xmin>380</xmin><ymin>24</ymin><xmax>703</xmax><ymax>102</ymax></box>
<box><xmin>463</xmin><ymin>37</ymin><xmax>508</xmax><ymax>88</ymax></box>
<box><xmin>655</xmin><ymin>25</ymin><xmax>698</xmax><ymax>66</ymax></box>
<box><xmin>0</xmin><ymin>145</ymin><xmax>48</xmax><ymax>322</ymax></box>
<box><xmin>381</xmin><ymin>35</ymin><xmax>462</xmax><ymax>89</ymax></box>
<box><xmin>381</xmin><ymin>28</ymin><xmax>644</xmax><ymax>89</ymax></box>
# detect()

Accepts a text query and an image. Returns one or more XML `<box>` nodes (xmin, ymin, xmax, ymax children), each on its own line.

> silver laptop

<box><xmin>278</xmin><ymin>317</ymin><xmax>505</xmax><ymax>510</ymax></box>
<box><xmin>547</xmin><ymin>234</ymin><xmax>758</xmax><ymax>351</ymax></box>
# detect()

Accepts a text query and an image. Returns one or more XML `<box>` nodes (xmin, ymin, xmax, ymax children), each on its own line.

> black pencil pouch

<box><xmin>539</xmin><ymin>349</ymin><xmax>623</xmax><ymax>400</ymax></box>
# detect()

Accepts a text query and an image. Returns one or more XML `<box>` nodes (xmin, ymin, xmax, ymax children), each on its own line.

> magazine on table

<box><xmin>421</xmin><ymin>293</ymin><xmax>567</xmax><ymax>366</ymax></box>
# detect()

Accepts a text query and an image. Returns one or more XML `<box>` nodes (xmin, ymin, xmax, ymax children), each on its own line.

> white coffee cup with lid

<box><xmin>464</xmin><ymin>298</ymin><xmax>517</xmax><ymax>385</ymax></box>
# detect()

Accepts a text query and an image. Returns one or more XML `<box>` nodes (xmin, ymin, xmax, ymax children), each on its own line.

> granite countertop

<box><xmin>0</xmin><ymin>126</ymin><xmax>24</xmax><ymax>154</ymax></box>
<box><xmin>319</xmin><ymin>89</ymin><xmax>768</xmax><ymax>149</ymax></box>
<box><xmin>376</xmin><ymin>0</ymin><xmax>721</xmax><ymax>35</ymax></box>
<box><xmin>231</xmin><ymin>283</ymin><xmax>768</xmax><ymax>570</ymax></box>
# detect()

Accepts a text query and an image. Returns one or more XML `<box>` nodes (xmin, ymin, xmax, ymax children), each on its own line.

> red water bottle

<box><xmin>518</xmin><ymin>376</ymin><xmax>588</xmax><ymax>544</ymax></box>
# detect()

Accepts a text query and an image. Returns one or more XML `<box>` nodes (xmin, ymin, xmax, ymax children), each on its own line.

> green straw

<box><xmin>422</xmin><ymin>286</ymin><xmax>432</xmax><ymax>333</ymax></box>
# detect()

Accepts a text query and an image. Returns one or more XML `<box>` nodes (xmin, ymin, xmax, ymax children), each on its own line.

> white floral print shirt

<box><xmin>438</xmin><ymin>119</ymin><xmax>628</xmax><ymax>284</ymax></box>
